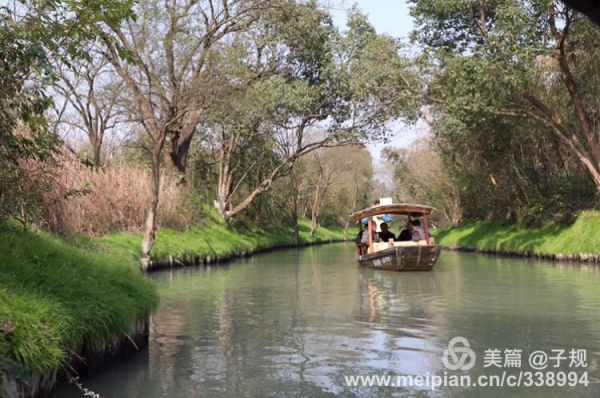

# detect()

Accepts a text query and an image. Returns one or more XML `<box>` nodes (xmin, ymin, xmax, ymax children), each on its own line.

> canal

<box><xmin>53</xmin><ymin>243</ymin><xmax>600</xmax><ymax>397</ymax></box>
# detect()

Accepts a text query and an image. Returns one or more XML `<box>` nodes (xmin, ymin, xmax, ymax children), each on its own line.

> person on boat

<box><xmin>356</xmin><ymin>219</ymin><xmax>367</xmax><ymax>244</ymax></box>
<box><xmin>397</xmin><ymin>220</ymin><xmax>412</xmax><ymax>241</ymax></box>
<box><xmin>361</xmin><ymin>219</ymin><xmax>380</xmax><ymax>244</ymax></box>
<box><xmin>355</xmin><ymin>222</ymin><xmax>367</xmax><ymax>255</ymax></box>
<box><xmin>378</xmin><ymin>222</ymin><xmax>396</xmax><ymax>242</ymax></box>
<box><xmin>410</xmin><ymin>219</ymin><xmax>425</xmax><ymax>241</ymax></box>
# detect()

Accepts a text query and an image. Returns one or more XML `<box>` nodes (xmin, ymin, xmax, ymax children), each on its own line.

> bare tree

<box><xmin>384</xmin><ymin>140</ymin><xmax>462</xmax><ymax>227</ymax></box>
<box><xmin>53</xmin><ymin>57</ymin><xmax>123</xmax><ymax>168</ymax></box>
<box><xmin>307</xmin><ymin>150</ymin><xmax>345</xmax><ymax>236</ymax></box>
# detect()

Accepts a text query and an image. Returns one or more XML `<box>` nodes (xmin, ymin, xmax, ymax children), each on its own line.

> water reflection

<box><xmin>53</xmin><ymin>245</ymin><xmax>600</xmax><ymax>397</ymax></box>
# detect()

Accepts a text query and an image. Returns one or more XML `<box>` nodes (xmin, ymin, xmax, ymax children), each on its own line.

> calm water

<box><xmin>54</xmin><ymin>244</ymin><xmax>600</xmax><ymax>397</ymax></box>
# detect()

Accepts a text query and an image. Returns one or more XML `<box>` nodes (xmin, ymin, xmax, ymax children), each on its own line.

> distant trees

<box><xmin>306</xmin><ymin>145</ymin><xmax>374</xmax><ymax>235</ymax></box>
<box><xmin>382</xmin><ymin>141</ymin><xmax>462</xmax><ymax>227</ymax></box>
<box><xmin>270</xmin><ymin>144</ymin><xmax>373</xmax><ymax>239</ymax></box>
<box><xmin>53</xmin><ymin>57</ymin><xmax>124</xmax><ymax>169</ymax></box>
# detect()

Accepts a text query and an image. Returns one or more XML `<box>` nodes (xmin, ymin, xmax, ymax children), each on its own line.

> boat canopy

<box><xmin>350</xmin><ymin>203</ymin><xmax>435</xmax><ymax>223</ymax></box>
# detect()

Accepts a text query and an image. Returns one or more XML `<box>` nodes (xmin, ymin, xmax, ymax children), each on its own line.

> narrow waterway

<box><xmin>54</xmin><ymin>243</ymin><xmax>600</xmax><ymax>397</ymax></box>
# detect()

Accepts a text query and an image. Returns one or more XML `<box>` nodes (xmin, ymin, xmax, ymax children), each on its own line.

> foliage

<box><xmin>410</xmin><ymin>0</ymin><xmax>600</xmax><ymax>224</ymax></box>
<box><xmin>0</xmin><ymin>0</ymin><xmax>134</xmax><ymax>223</ymax></box>
<box><xmin>1</xmin><ymin>8</ymin><xmax>57</xmax><ymax>223</ymax></box>
<box><xmin>195</xmin><ymin>4</ymin><xmax>419</xmax><ymax>221</ymax></box>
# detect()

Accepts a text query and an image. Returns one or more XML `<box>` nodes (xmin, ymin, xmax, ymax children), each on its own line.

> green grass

<box><xmin>99</xmin><ymin>209</ymin><xmax>346</xmax><ymax>264</ymax></box>
<box><xmin>0</xmin><ymin>223</ymin><xmax>158</xmax><ymax>379</ymax></box>
<box><xmin>434</xmin><ymin>210</ymin><xmax>600</xmax><ymax>255</ymax></box>
<box><xmin>0</xmin><ymin>209</ymin><xmax>345</xmax><ymax>383</ymax></box>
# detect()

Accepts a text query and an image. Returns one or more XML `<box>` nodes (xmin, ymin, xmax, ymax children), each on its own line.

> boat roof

<box><xmin>350</xmin><ymin>203</ymin><xmax>435</xmax><ymax>223</ymax></box>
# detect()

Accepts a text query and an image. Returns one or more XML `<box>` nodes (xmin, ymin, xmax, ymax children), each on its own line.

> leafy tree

<box><xmin>410</xmin><ymin>0</ymin><xmax>600</xmax><ymax>197</ymax></box>
<box><xmin>203</xmin><ymin>6</ymin><xmax>420</xmax><ymax>223</ymax></box>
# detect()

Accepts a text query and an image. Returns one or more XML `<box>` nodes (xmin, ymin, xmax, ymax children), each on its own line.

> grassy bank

<box><xmin>435</xmin><ymin>210</ymin><xmax>600</xmax><ymax>256</ymax></box>
<box><xmin>0</xmin><ymin>211</ymin><xmax>345</xmax><ymax>389</ymax></box>
<box><xmin>0</xmin><ymin>223</ymin><xmax>158</xmax><ymax>386</ymax></box>
<box><xmin>100</xmin><ymin>210</ymin><xmax>346</xmax><ymax>266</ymax></box>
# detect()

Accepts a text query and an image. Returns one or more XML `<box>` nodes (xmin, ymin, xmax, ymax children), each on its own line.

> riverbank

<box><xmin>100</xmin><ymin>212</ymin><xmax>347</xmax><ymax>271</ymax></box>
<box><xmin>435</xmin><ymin>210</ymin><xmax>600</xmax><ymax>261</ymax></box>
<box><xmin>0</xmin><ymin>215</ymin><xmax>346</xmax><ymax>397</ymax></box>
<box><xmin>0</xmin><ymin>223</ymin><xmax>158</xmax><ymax>397</ymax></box>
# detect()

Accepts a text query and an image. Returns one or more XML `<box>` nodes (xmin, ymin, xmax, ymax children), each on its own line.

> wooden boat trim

<box><xmin>358</xmin><ymin>245</ymin><xmax>442</xmax><ymax>271</ymax></box>
<box><xmin>350</xmin><ymin>203</ymin><xmax>435</xmax><ymax>223</ymax></box>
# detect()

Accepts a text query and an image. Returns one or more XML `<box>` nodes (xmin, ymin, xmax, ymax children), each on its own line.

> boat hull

<box><xmin>358</xmin><ymin>245</ymin><xmax>442</xmax><ymax>271</ymax></box>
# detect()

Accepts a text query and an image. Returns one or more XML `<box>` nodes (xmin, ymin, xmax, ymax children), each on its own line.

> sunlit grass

<box><xmin>0</xmin><ymin>223</ymin><xmax>158</xmax><ymax>377</ymax></box>
<box><xmin>100</xmin><ymin>210</ymin><xmax>346</xmax><ymax>264</ymax></box>
<box><xmin>434</xmin><ymin>211</ymin><xmax>600</xmax><ymax>255</ymax></box>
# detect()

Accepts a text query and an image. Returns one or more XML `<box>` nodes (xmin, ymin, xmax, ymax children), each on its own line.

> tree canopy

<box><xmin>409</xmin><ymin>0</ymin><xmax>600</xmax><ymax>223</ymax></box>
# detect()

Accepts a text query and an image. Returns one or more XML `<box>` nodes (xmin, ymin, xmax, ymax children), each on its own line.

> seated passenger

<box><xmin>410</xmin><ymin>219</ymin><xmax>425</xmax><ymax>241</ymax></box>
<box><xmin>397</xmin><ymin>220</ymin><xmax>412</xmax><ymax>241</ymax></box>
<box><xmin>378</xmin><ymin>222</ymin><xmax>396</xmax><ymax>242</ymax></box>
<box><xmin>361</xmin><ymin>220</ymin><xmax>380</xmax><ymax>244</ymax></box>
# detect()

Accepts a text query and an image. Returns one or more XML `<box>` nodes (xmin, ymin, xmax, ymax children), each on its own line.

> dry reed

<box><xmin>41</xmin><ymin>156</ymin><xmax>192</xmax><ymax>236</ymax></box>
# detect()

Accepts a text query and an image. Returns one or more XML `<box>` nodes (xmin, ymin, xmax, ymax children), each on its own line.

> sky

<box><xmin>327</xmin><ymin>0</ymin><xmax>429</xmax><ymax>164</ymax></box>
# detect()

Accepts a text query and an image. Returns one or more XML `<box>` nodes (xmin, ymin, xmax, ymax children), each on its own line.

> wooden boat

<box><xmin>350</xmin><ymin>203</ymin><xmax>442</xmax><ymax>271</ymax></box>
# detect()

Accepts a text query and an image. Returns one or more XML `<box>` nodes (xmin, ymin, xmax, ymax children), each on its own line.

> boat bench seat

<box><xmin>372</xmin><ymin>240</ymin><xmax>429</xmax><ymax>252</ymax></box>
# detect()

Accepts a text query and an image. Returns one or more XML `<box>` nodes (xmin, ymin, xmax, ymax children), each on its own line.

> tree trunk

<box><xmin>343</xmin><ymin>185</ymin><xmax>359</xmax><ymax>238</ymax></box>
<box><xmin>90</xmin><ymin>133</ymin><xmax>103</xmax><ymax>170</ymax></box>
<box><xmin>293</xmin><ymin>214</ymin><xmax>299</xmax><ymax>244</ymax></box>
<box><xmin>310</xmin><ymin>179</ymin><xmax>322</xmax><ymax>238</ymax></box>
<box><xmin>579</xmin><ymin>156</ymin><xmax>600</xmax><ymax>190</ymax></box>
<box><xmin>550</xmin><ymin>10</ymin><xmax>600</xmax><ymax>192</ymax></box>
<box><xmin>140</xmin><ymin>150</ymin><xmax>161</xmax><ymax>271</ymax></box>
<box><xmin>92</xmin><ymin>139</ymin><xmax>102</xmax><ymax>170</ymax></box>
<box><xmin>310</xmin><ymin>212</ymin><xmax>318</xmax><ymax>237</ymax></box>
<box><xmin>292</xmin><ymin>189</ymin><xmax>300</xmax><ymax>244</ymax></box>
<box><xmin>216</xmin><ymin>156</ymin><xmax>234</xmax><ymax>222</ymax></box>
<box><xmin>168</xmin><ymin>128</ymin><xmax>194</xmax><ymax>177</ymax></box>
<box><xmin>310</xmin><ymin>203</ymin><xmax>319</xmax><ymax>238</ymax></box>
